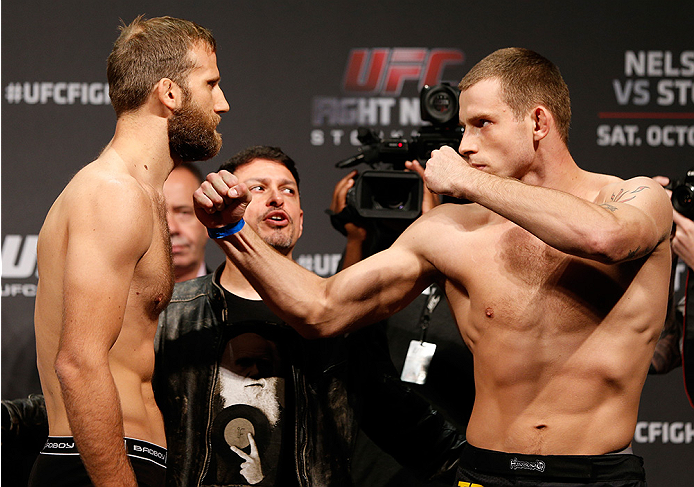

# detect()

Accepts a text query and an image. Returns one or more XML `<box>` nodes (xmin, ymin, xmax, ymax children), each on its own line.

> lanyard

<box><xmin>418</xmin><ymin>284</ymin><xmax>443</xmax><ymax>342</ymax></box>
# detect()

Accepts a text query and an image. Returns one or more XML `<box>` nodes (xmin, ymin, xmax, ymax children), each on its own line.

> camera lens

<box><xmin>431</xmin><ymin>93</ymin><xmax>453</xmax><ymax>114</ymax></box>
<box><xmin>373</xmin><ymin>181</ymin><xmax>413</xmax><ymax>210</ymax></box>
<box><xmin>420</xmin><ymin>84</ymin><xmax>459</xmax><ymax>125</ymax></box>
<box><xmin>353</xmin><ymin>171</ymin><xmax>423</xmax><ymax>220</ymax></box>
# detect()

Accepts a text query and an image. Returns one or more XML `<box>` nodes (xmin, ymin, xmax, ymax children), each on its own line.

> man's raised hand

<box><xmin>193</xmin><ymin>170</ymin><xmax>252</xmax><ymax>229</ymax></box>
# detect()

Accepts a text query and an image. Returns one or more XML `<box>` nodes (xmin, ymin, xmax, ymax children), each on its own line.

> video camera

<box><xmin>670</xmin><ymin>168</ymin><xmax>694</xmax><ymax>220</ymax></box>
<box><xmin>336</xmin><ymin>83</ymin><xmax>463</xmax><ymax>221</ymax></box>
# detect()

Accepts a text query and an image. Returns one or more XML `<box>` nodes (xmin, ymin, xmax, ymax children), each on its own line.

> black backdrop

<box><xmin>2</xmin><ymin>2</ymin><xmax>692</xmax><ymax>485</ymax></box>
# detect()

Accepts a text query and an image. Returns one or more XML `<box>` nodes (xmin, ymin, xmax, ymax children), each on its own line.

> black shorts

<box><xmin>455</xmin><ymin>443</ymin><xmax>646</xmax><ymax>487</ymax></box>
<box><xmin>28</xmin><ymin>436</ymin><xmax>166</xmax><ymax>487</ymax></box>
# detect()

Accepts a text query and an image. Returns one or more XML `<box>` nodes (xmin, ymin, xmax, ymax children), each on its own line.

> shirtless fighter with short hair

<box><xmin>194</xmin><ymin>48</ymin><xmax>672</xmax><ymax>486</ymax></box>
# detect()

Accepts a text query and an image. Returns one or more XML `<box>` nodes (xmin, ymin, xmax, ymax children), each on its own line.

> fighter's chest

<box><xmin>442</xmin><ymin>223</ymin><xmax>628</xmax><ymax>330</ymax></box>
<box><xmin>435</xmin><ymin>223</ymin><xmax>569</xmax><ymax>288</ymax></box>
<box><xmin>131</xmin><ymin>197</ymin><xmax>174</xmax><ymax>317</ymax></box>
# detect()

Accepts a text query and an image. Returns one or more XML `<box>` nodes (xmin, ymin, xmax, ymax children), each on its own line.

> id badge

<box><xmin>400</xmin><ymin>340</ymin><xmax>437</xmax><ymax>384</ymax></box>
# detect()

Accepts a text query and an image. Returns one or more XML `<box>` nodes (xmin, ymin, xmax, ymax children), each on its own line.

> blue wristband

<box><xmin>207</xmin><ymin>219</ymin><xmax>245</xmax><ymax>239</ymax></box>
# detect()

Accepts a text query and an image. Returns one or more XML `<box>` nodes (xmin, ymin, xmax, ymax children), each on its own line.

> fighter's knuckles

<box><xmin>201</xmin><ymin>183</ymin><xmax>221</xmax><ymax>202</ymax></box>
<box><xmin>219</xmin><ymin>170</ymin><xmax>239</xmax><ymax>186</ymax></box>
<box><xmin>210</xmin><ymin>178</ymin><xmax>231</xmax><ymax>196</ymax></box>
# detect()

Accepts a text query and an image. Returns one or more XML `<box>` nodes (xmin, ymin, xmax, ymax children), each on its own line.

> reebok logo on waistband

<box><xmin>509</xmin><ymin>457</ymin><xmax>546</xmax><ymax>472</ymax></box>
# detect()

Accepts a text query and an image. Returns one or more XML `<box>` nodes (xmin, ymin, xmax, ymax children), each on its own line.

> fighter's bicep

<box><xmin>320</xmin><ymin>244</ymin><xmax>433</xmax><ymax>331</ymax></box>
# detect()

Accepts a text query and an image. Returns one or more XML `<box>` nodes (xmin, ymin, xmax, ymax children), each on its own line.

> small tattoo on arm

<box><xmin>600</xmin><ymin>203</ymin><xmax>618</xmax><ymax>212</ymax></box>
<box><xmin>610</xmin><ymin>186</ymin><xmax>649</xmax><ymax>203</ymax></box>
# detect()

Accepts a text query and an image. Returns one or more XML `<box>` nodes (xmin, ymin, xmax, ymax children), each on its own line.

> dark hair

<box><xmin>459</xmin><ymin>47</ymin><xmax>571</xmax><ymax>144</ymax></box>
<box><xmin>219</xmin><ymin>146</ymin><xmax>301</xmax><ymax>192</ymax></box>
<box><xmin>107</xmin><ymin>15</ymin><xmax>216</xmax><ymax>116</ymax></box>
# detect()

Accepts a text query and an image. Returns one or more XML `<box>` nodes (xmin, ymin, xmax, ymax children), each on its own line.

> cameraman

<box><xmin>330</xmin><ymin>162</ymin><xmax>475</xmax><ymax>487</ymax></box>
<box><xmin>330</xmin><ymin>162</ymin><xmax>440</xmax><ymax>270</ymax></box>
<box><xmin>649</xmin><ymin>176</ymin><xmax>693</xmax><ymax>405</ymax></box>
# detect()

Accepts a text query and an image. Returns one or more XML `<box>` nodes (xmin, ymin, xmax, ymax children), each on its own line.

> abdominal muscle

<box><xmin>39</xmin><ymin>313</ymin><xmax>166</xmax><ymax>448</ymax></box>
<box><xmin>459</xmin><ymin>299</ymin><xmax>654</xmax><ymax>456</ymax></box>
<box><xmin>432</xmin><ymin>213</ymin><xmax>668</xmax><ymax>456</ymax></box>
<box><xmin>110</xmin><ymin>332</ymin><xmax>166</xmax><ymax>447</ymax></box>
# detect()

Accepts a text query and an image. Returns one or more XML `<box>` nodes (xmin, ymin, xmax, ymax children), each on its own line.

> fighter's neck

<box><xmin>517</xmin><ymin>152</ymin><xmax>589</xmax><ymax>196</ymax></box>
<box><xmin>105</xmin><ymin>115</ymin><xmax>175</xmax><ymax>187</ymax></box>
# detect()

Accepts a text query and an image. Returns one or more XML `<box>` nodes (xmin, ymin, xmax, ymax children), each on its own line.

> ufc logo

<box><xmin>2</xmin><ymin>235</ymin><xmax>38</xmax><ymax>278</ymax></box>
<box><xmin>343</xmin><ymin>48</ymin><xmax>465</xmax><ymax>95</ymax></box>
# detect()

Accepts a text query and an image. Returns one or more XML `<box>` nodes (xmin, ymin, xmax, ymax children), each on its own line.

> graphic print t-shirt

<box><xmin>202</xmin><ymin>290</ymin><xmax>297</xmax><ymax>486</ymax></box>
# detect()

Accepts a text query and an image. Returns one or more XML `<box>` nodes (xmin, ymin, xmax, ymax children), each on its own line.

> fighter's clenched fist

<box><xmin>424</xmin><ymin>145</ymin><xmax>475</xmax><ymax>199</ymax></box>
<box><xmin>193</xmin><ymin>170</ymin><xmax>253</xmax><ymax>229</ymax></box>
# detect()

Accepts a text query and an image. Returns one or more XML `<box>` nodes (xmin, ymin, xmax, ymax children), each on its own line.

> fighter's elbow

<box><xmin>585</xmin><ymin>224</ymin><xmax>655</xmax><ymax>264</ymax></box>
<box><xmin>53</xmin><ymin>350</ymin><xmax>82</xmax><ymax>387</ymax></box>
<box><xmin>285</xmin><ymin>286</ymin><xmax>357</xmax><ymax>338</ymax></box>
<box><xmin>581</xmin><ymin>232</ymin><xmax>618</xmax><ymax>263</ymax></box>
<box><xmin>54</xmin><ymin>349</ymin><xmax>102</xmax><ymax>387</ymax></box>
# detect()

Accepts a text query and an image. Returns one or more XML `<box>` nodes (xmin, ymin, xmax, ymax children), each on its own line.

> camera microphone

<box><xmin>336</xmin><ymin>153</ymin><xmax>365</xmax><ymax>169</ymax></box>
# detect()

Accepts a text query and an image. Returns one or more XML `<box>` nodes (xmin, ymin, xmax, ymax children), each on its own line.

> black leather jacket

<box><xmin>153</xmin><ymin>266</ymin><xmax>357</xmax><ymax>487</ymax></box>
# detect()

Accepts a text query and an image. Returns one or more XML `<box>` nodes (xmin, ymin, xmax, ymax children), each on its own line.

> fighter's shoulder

<box><xmin>416</xmin><ymin>201</ymin><xmax>494</xmax><ymax>229</ymax></box>
<box><xmin>66</xmin><ymin>161</ymin><xmax>151</xmax><ymax>209</ymax></box>
<box><xmin>595</xmin><ymin>173</ymin><xmax>673</xmax><ymax>238</ymax></box>
<box><xmin>399</xmin><ymin>202</ymin><xmax>491</xmax><ymax>247</ymax></box>
<box><xmin>596</xmin><ymin>173</ymin><xmax>670</xmax><ymax>206</ymax></box>
<box><xmin>58</xmin><ymin>168</ymin><xmax>155</xmax><ymax>249</ymax></box>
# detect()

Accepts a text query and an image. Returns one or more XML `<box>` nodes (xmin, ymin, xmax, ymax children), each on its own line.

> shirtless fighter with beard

<box><xmin>31</xmin><ymin>15</ymin><xmax>228</xmax><ymax>487</ymax></box>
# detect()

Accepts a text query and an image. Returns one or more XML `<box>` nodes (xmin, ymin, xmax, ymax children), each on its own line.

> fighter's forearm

<box><xmin>217</xmin><ymin>224</ymin><xmax>370</xmax><ymax>337</ymax></box>
<box><xmin>195</xmin><ymin>170</ymin><xmax>430</xmax><ymax>335</ymax></box>
<box><xmin>55</xmin><ymin>354</ymin><xmax>137</xmax><ymax>487</ymax></box>
<box><xmin>215</xmin><ymin>224</ymin><xmax>343</xmax><ymax>337</ymax></box>
<box><xmin>215</xmin><ymin>223</ymin><xmax>427</xmax><ymax>338</ymax></box>
<box><xmin>466</xmin><ymin>171</ymin><xmax>664</xmax><ymax>263</ymax></box>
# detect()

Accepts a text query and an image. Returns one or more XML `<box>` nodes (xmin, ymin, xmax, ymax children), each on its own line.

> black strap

<box><xmin>418</xmin><ymin>284</ymin><xmax>443</xmax><ymax>342</ymax></box>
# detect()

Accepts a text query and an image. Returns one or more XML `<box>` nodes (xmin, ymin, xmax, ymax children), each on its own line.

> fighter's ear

<box><xmin>154</xmin><ymin>78</ymin><xmax>184</xmax><ymax>112</ymax></box>
<box><xmin>531</xmin><ymin>106</ymin><xmax>551</xmax><ymax>141</ymax></box>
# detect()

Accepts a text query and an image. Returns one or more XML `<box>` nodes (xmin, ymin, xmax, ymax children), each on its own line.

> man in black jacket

<box><xmin>155</xmin><ymin>145</ymin><xmax>343</xmax><ymax>486</ymax></box>
<box><xmin>649</xmin><ymin>175</ymin><xmax>694</xmax><ymax>407</ymax></box>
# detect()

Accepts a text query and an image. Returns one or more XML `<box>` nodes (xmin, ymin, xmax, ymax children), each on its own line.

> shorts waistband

<box><xmin>41</xmin><ymin>436</ymin><xmax>167</xmax><ymax>468</ymax></box>
<box><xmin>460</xmin><ymin>443</ymin><xmax>645</xmax><ymax>481</ymax></box>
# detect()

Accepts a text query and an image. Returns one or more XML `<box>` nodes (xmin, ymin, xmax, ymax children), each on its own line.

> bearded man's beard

<box><xmin>259</xmin><ymin>225</ymin><xmax>294</xmax><ymax>253</ymax></box>
<box><xmin>255</xmin><ymin>209</ymin><xmax>297</xmax><ymax>254</ymax></box>
<box><xmin>168</xmin><ymin>99</ymin><xmax>222</xmax><ymax>162</ymax></box>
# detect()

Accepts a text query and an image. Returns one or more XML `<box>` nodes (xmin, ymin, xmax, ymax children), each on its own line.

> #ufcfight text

<box><xmin>4</xmin><ymin>82</ymin><xmax>110</xmax><ymax>105</ymax></box>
